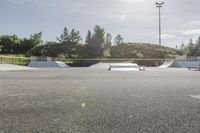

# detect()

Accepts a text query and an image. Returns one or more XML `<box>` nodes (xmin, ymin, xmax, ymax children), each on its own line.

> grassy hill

<box><xmin>108</xmin><ymin>43</ymin><xmax>180</xmax><ymax>66</ymax></box>
<box><xmin>109</xmin><ymin>43</ymin><xmax>179</xmax><ymax>59</ymax></box>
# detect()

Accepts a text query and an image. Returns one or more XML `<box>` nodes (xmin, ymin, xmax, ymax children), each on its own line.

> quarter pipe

<box><xmin>28</xmin><ymin>61</ymin><xmax>68</xmax><ymax>68</ymax></box>
<box><xmin>159</xmin><ymin>60</ymin><xmax>200</xmax><ymax>68</ymax></box>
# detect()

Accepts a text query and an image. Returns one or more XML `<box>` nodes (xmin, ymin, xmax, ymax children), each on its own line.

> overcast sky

<box><xmin>1</xmin><ymin>0</ymin><xmax>200</xmax><ymax>48</ymax></box>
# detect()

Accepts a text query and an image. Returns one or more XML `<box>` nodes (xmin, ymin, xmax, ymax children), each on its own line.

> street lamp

<box><xmin>155</xmin><ymin>2</ymin><xmax>164</xmax><ymax>45</ymax></box>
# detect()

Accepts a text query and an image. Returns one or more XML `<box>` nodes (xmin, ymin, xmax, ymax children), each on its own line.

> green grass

<box><xmin>0</xmin><ymin>56</ymin><xmax>30</xmax><ymax>66</ymax></box>
<box><xmin>0</xmin><ymin>54</ymin><xmax>25</xmax><ymax>57</ymax></box>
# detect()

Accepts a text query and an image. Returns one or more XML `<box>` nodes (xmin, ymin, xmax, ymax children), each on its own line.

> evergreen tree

<box><xmin>114</xmin><ymin>34</ymin><xmax>124</xmax><ymax>45</ymax></box>
<box><xmin>85</xmin><ymin>25</ymin><xmax>106</xmax><ymax>58</ymax></box>
<box><xmin>195</xmin><ymin>36</ymin><xmax>200</xmax><ymax>56</ymax></box>
<box><xmin>104</xmin><ymin>33</ymin><xmax>112</xmax><ymax>48</ymax></box>
<box><xmin>57</xmin><ymin>27</ymin><xmax>81</xmax><ymax>43</ymax></box>
<box><xmin>179</xmin><ymin>43</ymin><xmax>187</xmax><ymax>55</ymax></box>
<box><xmin>92</xmin><ymin>25</ymin><xmax>105</xmax><ymax>48</ymax></box>
<box><xmin>187</xmin><ymin>39</ymin><xmax>195</xmax><ymax>56</ymax></box>
<box><xmin>57</xmin><ymin>27</ymin><xmax>81</xmax><ymax>57</ymax></box>
<box><xmin>85</xmin><ymin>30</ymin><xmax>92</xmax><ymax>44</ymax></box>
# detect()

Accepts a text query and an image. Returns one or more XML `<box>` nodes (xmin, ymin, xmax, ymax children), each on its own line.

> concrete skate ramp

<box><xmin>159</xmin><ymin>60</ymin><xmax>200</xmax><ymax>68</ymax></box>
<box><xmin>90</xmin><ymin>62</ymin><xmax>139</xmax><ymax>71</ymax></box>
<box><xmin>90</xmin><ymin>62</ymin><xmax>111</xmax><ymax>69</ymax></box>
<box><xmin>28</xmin><ymin>61</ymin><xmax>68</xmax><ymax>68</ymax></box>
<box><xmin>159</xmin><ymin>60</ymin><xmax>175</xmax><ymax>68</ymax></box>
<box><xmin>0</xmin><ymin>64</ymin><xmax>34</xmax><ymax>71</ymax></box>
<box><xmin>175</xmin><ymin>60</ymin><xmax>200</xmax><ymax>68</ymax></box>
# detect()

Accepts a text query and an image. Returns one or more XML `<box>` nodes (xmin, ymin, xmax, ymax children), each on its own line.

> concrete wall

<box><xmin>28</xmin><ymin>61</ymin><xmax>68</xmax><ymax>68</ymax></box>
<box><xmin>174</xmin><ymin>60</ymin><xmax>200</xmax><ymax>68</ymax></box>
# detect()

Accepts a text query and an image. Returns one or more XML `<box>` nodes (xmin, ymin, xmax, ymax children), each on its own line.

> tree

<box><xmin>0</xmin><ymin>33</ymin><xmax>43</xmax><ymax>54</ymax></box>
<box><xmin>194</xmin><ymin>36</ymin><xmax>200</xmax><ymax>56</ymax></box>
<box><xmin>26</xmin><ymin>41</ymin><xmax>62</xmax><ymax>57</ymax></box>
<box><xmin>92</xmin><ymin>25</ymin><xmax>105</xmax><ymax>48</ymax></box>
<box><xmin>187</xmin><ymin>39</ymin><xmax>195</xmax><ymax>56</ymax></box>
<box><xmin>56</xmin><ymin>27</ymin><xmax>82</xmax><ymax>57</ymax></box>
<box><xmin>30</xmin><ymin>32</ymin><xmax>43</xmax><ymax>46</ymax></box>
<box><xmin>179</xmin><ymin>43</ymin><xmax>187</xmax><ymax>55</ymax></box>
<box><xmin>0</xmin><ymin>35</ymin><xmax>21</xmax><ymax>53</ymax></box>
<box><xmin>85</xmin><ymin>30</ymin><xmax>92</xmax><ymax>44</ymax></box>
<box><xmin>114</xmin><ymin>34</ymin><xmax>124</xmax><ymax>45</ymax></box>
<box><xmin>84</xmin><ymin>25</ymin><xmax>106</xmax><ymax>58</ymax></box>
<box><xmin>57</xmin><ymin>27</ymin><xmax>81</xmax><ymax>43</ymax></box>
<box><xmin>104</xmin><ymin>33</ymin><xmax>112</xmax><ymax>48</ymax></box>
<box><xmin>19</xmin><ymin>32</ymin><xmax>43</xmax><ymax>54</ymax></box>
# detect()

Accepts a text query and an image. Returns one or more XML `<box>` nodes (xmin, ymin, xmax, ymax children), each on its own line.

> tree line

<box><xmin>0</xmin><ymin>32</ymin><xmax>43</xmax><ymax>54</ymax></box>
<box><xmin>178</xmin><ymin>37</ymin><xmax>200</xmax><ymax>57</ymax></box>
<box><xmin>0</xmin><ymin>25</ymin><xmax>124</xmax><ymax>58</ymax></box>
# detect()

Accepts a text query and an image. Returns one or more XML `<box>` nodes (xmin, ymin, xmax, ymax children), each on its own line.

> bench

<box><xmin>188</xmin><ymin>66</ymin><xmax>200</xmax><ymax>71</ymax></box>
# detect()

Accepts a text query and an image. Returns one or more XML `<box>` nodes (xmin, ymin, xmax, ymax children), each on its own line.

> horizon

<box><xmin>1</xmin><ymin>0</ymin><xmax>200</xmax><ymax>48</ymax></box>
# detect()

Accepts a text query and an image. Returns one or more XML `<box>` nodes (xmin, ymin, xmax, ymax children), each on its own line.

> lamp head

<box><xmin>155</xmin><ymin>1</ymin><xmax>165</xmax><ymax>5</ymax></box>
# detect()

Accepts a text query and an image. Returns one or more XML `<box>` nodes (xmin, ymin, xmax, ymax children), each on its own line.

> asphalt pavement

<box><xmin>0</xmin><ymin>68</ymin><xmax>200</xmax><ymax>133</ymax></box>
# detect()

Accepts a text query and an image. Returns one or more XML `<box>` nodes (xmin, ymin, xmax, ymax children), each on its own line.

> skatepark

<box><xmin>1</xmin><ymin>0</ymin><xmax>200</xmax><ymax>131</ymax></box>
<box><xmin>1</xmin><ymin>57</ymin><xmax>200</xmax><ymax>71</ymax></box>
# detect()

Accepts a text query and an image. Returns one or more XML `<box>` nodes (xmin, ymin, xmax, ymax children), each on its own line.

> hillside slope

<box><xmin>109</xmin><ymin>43</ymin><xmax>179</xmax><ymax>59</ymax></box>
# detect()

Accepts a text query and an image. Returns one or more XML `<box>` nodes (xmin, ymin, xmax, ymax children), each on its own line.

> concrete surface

<box><xmin>0</xmin><ymin>64</ymin><xmax>34</xmax><ymax>71</ymax></box>
<box><xmin>0</xmin><ymin>68</ymin><xmax>200</xmax><ymax>132</ymax></box>
<box><xmin>28</xmin><ymin>61</ymin><xmax>68</xmax><ymax>68</ymax></box>
<box><xmin>159</xmin><ymin>60</ymin><xmax>200</xmax><ymax>68</ymax></box>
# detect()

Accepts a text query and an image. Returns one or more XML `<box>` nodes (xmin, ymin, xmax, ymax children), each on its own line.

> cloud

<box><xmin>161</xmin><ymin>34</ymin><xmax>175</xmax><ymax>39</ymax></box>
<box><xmin>187</xmin><ymin>20</ymin><xmax>200</xmax><ymax>26</ymax></box>
<box><xmin>120</xmin><ymin>15</ymin><xmax>126</xmax><ymax>21</ymax></box>
<box><xmin>183</xmin><ymin>29</ymin><xmax>200</xmax><ymax>36</ymax></box>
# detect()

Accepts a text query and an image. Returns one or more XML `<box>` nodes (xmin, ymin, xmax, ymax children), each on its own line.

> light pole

<box><xmin>155</xmin><ymin>2</ymin><xmax>164</xmax><ymax>45</ymax></box>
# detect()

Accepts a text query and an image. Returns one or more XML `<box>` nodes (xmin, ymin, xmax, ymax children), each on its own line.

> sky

<box><xmin>1</xmin><ymin>0</ymin><xmax>200</xmax><ymax>48</ymax></box>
